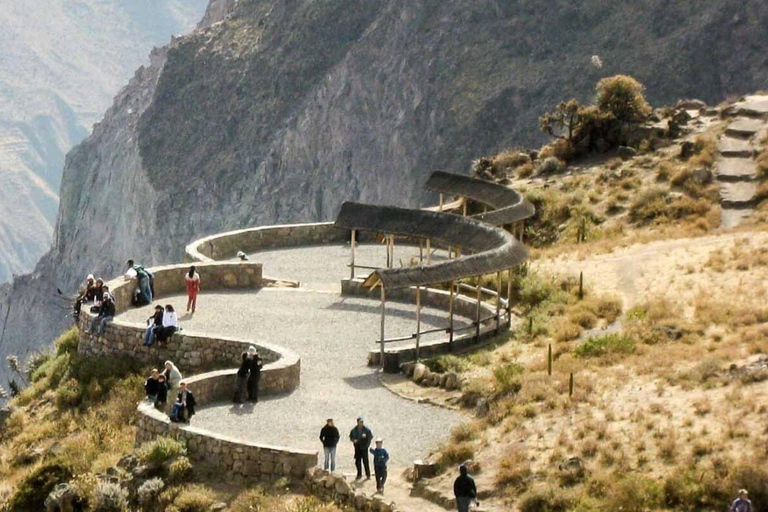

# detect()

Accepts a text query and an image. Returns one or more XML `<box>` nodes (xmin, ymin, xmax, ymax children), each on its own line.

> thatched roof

<box><xmin>424</xmin><ymin>171</ymin><xmax>535</xmax><ymax>226</ymax></box>
<box><xmin>334</xmin><ymin>202</ymin><xmax>529</xmax><ymax>289</ymax></box>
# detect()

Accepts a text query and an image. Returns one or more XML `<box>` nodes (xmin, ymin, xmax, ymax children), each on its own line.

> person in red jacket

<box><xmin>185</xmin><ymin>266</ymin><xmax>201</xmax><ymax>313</ymax></box>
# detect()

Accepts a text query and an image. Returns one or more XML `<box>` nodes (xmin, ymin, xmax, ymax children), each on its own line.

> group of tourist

<box><xmin>79</xmin><ymin>275</ymin><xmax>116</xmax><ymax>336</ymax></box>
<box><xmin>234</xmin><ymin>346</ymin><xmax>263</xmax><ymax>403</ymax></box>
<box><xmin>143</xmin><ymin>361</ymin><xmax>193</xmax><ymax>422</ymax></box>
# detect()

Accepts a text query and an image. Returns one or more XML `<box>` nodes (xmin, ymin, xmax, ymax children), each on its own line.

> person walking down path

<box><xmin>453</xmin><ymin>464</ymin><xmax>478</xmax><ymax>512</ymax></box>
<box><xmin>349</xmin><ymin>416</ymin><xmax>373</xmax><ymax>480</ymax></box>
<box><xmin>319</xmin><ymin>418</ymin><xmax>340</xmax><ymax>472</ymax></box>
<box><xmin>185</xmin><ymin>266</ymin><xmax>201</xmax><ymax>314</ymax></box>
<box><xmin>731</xmin><ymin>489</ymin><xmax>754</xmax><ymax>512</ymax></box>
<box><xmin>155</xmin><ymin>305</ymin><xmax>178</xmax><ymax>343</ymax></box>
<box><xmin>171</xmin><ymin>382</ymin><xmax>196</xmax><ymax>423</ymax></box>
<box><xmin>247</xmin><ymin>347</ymin><xmax>263</xmax><ymax>402</ymax></box>
<box><xmin>369</xmin><ymin>438</ymin><xmax>389</xmax><ymax>494</ymax></box>
<box><xmin>164</xmin><ymin>361</ymin><xmax>182</xmax><ymax>393</ymax></box>
<box><xmin>143</xmin><ymin>305</ymin><xmax>164</xmax><ymax>346</ymax></box>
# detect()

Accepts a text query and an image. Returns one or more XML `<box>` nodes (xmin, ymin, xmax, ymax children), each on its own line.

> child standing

<box><xmin>185</xmin><ymin>266</ymin><xmax>200</xmax><ymax>313</ymax></box>
<box><xmin>369</xmin><ymin>438</ymin><xmax>390</xmax><ymax>494</ymax></box>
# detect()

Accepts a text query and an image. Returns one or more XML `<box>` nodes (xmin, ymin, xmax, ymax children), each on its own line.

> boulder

<box><xmin>445</xmin><ymin>373</ymin><xmax>459</xmax><ymax>390</ymax></box>
<box><xmin>334</xmin><ymin>476</ymin><xmax>352</xmax><ymax>496</ymax></box>
<box><xmin>672</xmin><ymin>109</ymin><xmax>691</xmax><ymax>126</ymax></box>
<box><xmin>45</xmin><ymin>483</ymin><xmax>74</xmax><ymax>512</ymax></box>
<box><xmin>401</xmin><ymin>362</ymin><xmax>416</xmax><ymax>377</ymax></box>
<box><xmin>692</xmin><ymin>168</ymin><xmax>713</xmax><ymax>185</ymax></box>
<box><xmin>353</xmin><ymin>493</ymin><xmax>369</xmax><ymax>510</ymax></box>
<box><xmin>680</xmin><ymin>141</ymin><xmax>695</xmax><ymax>159</ymax></box>
<box><xmin>617</xmin><ymin>146</ymin><xmax>637</xmax><ymax>160</ymax></box>
<box><xmin>439</xmin><ymin>373</ymin><xmax>449</xmax><ymax>387</ymax></box>
<box><xmin>676</xmin><ymin>99</ymin><xmax>706</xmax><ymax>110</ymax></box>
<box><xmin>412</xmin><ymin>363</ymin><xmax>428</xmax><ymax>383</ymax></box>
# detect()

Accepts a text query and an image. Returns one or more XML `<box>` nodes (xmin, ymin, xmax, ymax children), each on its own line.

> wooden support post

<box><xmin>462</xmin><ymin>198</ymin><xmax>468</xmax><ymax>216</ymax></box>
<box><xmin>390</xmin><ymin>235</ymin><xmax>395</xmax><ymax>268</ymax></box>
<box><xmin>547</xmin><ymin>344</ymin><xmax>553</xmax><ymax>376</ymax></box>
<box><xmin>415</xmin><ymin>286</ymin><xmax>422</xmax><ymax>361</ymax></box>
<box><xmin>419</xmin><ymin>239</ymin><xmax>424</xmax><ymax>265</ymax></box>
<box><xmin>385</xmin><ymin>234</ymin><xmax>391</xmax><ymax>268</ymax></box>
<box><xmin>475</xmin><ymin>281</ymin><xmax>482</xmax><ymax>339</ymax></box>
<box><xmin>569</xmin><ymin>372</ymin><xmax>574</xmax><ymax>398</ymax></box>
<box><xmin>578</xmin><ymin>271</ymin><xmax>584</xmax><ymax>300</ymax></box>
<box><xmin>426</xmin><ymin>239</ymin><xmax>431</xmax><ymax>265</ymax></box>
<box><xmin>507</xmin><ymin>268</ymin><xmax>513</xmax><ymax>323</ymax></box>
<box><xmin>439</xmin><ymin>193</ymin><xmax>444</xmax><ymax>212</ymax></box>
<box><xmin>495</xmin><ymin>271</ymin><xmax>502</xmax><ymax>334</ymax></box>
<box><xmin>380</xmin><ymin>285</ymin><xmax>386</xmax><ymax>369</ymax></box>
<box><xmin>448</xmin><ymin>280</ymin><xmax>455</xmax><ymax>351</ymax></box>
<box><xmin>350</xmin><ymin>229</ymin><xmax>356</xmax><ymax>280</ymax></box>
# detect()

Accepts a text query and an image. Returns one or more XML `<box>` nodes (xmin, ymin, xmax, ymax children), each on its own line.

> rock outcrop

<box><xmin>2</xmin><ymin>0</ymin><xmax>768</xmax><ymax>389</ymax></box>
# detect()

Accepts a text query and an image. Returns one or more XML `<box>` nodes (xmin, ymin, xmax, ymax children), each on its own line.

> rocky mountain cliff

<box><xmin>0</xmin><ymin>0</ymin><xmax>208</xmax><ymax>285</ymax></box>
<box><xmin>1</xmin><ymin>0</ymin><xmax>767</xmax><ymax>388</ymax></box>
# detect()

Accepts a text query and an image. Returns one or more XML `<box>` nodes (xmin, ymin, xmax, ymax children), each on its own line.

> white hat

<box><xmin>247</xmin><ymin>346</ymin><xmax>257</xmax><ymax>354</ymax></box>
<box><xmin>375</xmin><ymin>438</ymin><xmax>383</xmax><ymax>443</ymax></box>
<box><xmin>87</xmin><ymin>274</ymin><xmax>94</xmax><ymax>281</ymax></box>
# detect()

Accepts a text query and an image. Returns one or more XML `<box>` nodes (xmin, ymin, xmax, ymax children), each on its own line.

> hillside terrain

<box><xmin>0</xmin><ymin>0</ymin><xmax>208</xmax><ymax>284</ymax></box>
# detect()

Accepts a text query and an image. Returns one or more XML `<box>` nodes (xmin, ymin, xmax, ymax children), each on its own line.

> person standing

<box><xmin>369</xmin><ymin>438</ymin><xmax>389</xmax><ymax>493</ymax></box>
<box><xmin>731</xmin><ymin>489</ymin><xmax>754</xmax><ymax>512</ymax></box>
<box><xmin>349</xmin><ymin>416</ymin><xmax>373</xmax><ymax>480</ymax></box>
<box><xmin>234</xmin><ymin>346</ymin><xmax>259</xmax><ymax>403</ymax></box>
<box><xmin>185</xmin><ymin>266</ymin><xmax>200</xmax><ymax>313</ymax></box>
<box><xmin>319</xmin><ymin>419</ymin><xmax>340</xmax><ymax>471</ymax></box>
<box><xmin>453</xmin><ymin>464</ymin><xmax>478</xmax><ymax>512</ymax></box>
<box><xmin>247</xmin><ymin>347</ymin><xmax>263</xmax><ymax>402</ymax></box>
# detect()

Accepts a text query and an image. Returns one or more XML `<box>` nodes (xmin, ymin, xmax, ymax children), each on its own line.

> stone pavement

<box><xmin>119</xmin><ymin>243</ymin><xmax>467</xmax><ymax>471</ymax></box>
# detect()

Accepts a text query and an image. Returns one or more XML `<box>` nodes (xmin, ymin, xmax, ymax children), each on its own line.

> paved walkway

<box><xmin>120</xmin><ymin>243</ymin><xmax>466</xmax><ymax>470</ymax></box>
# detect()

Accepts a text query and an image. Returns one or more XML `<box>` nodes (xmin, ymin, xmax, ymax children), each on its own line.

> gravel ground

<box><xmin>119</xmin><ymin>244</ymin><xmax>466</xmax><ymax>470</ymax></box>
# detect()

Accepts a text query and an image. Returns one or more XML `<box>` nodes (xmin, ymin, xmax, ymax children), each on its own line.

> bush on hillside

<box><xmin>137</xmin><ymin>437</ymin><xmax>187</xmax><ymax>466</ymax></box>
<box><xmin>575</xmin><ymin>333</ymin><xmax>636</xmax><ymax>358</ymax></box>
<box><xmin>93</xmin><ymin>481</ymin><xmax>128</xmax><ymax>512</ymax></box>
<box><xmin>6</xmin><ymin>462</ymin><xmax>73</xmax><ymax>511</ymax></box>
<box><xmin>595</xmin><ymin>75</ymin><xmax>652</xmax><ymax>124</ymax></box>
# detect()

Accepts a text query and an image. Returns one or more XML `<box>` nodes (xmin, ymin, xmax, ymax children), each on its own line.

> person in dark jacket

<box><xmin>247</xmin><ymin>348</ymin><xmax>263</xmax><ymax>402</ymax></box>
<box><xmin>143</xmin><ymin>305</ymin><xmax>164</xmax><ymax>346</ymax></box>
<box><xmin>171</xmin><ymin>382</ymin><xmax>196</xmax><ymax>423</ymax></box>
<box><xmin>155</xmin><ymin>374</ymin><xmax>168</xmax><ymax>410</ymax></box>
<box><xmin>88</xmin><ymin>292</ymin><xmax>116</xmax><ymax>336</ymax></box>
<box><xmin>369</xmin><ymin>438</ymin><xmax>390</xmax><ymax>493</ymax></box>
<box><xmin>319</xmin><ymin>418</ymin><xmax>340</xmax><ymax>471</ymax></box>
<box><xmin>234</xmin><ymin>346</ymin><xmax>255</xmax><ymax>403</ymax></box>
<box><xmin>349</xmin><ymin>416</ymin><xmax>373</xmax><ymax>480</ymax></box>
<box><xmin>453</xmin><ymin>464</ymin><xmax>478</xmax><ymax>512</ymax></box>
<box><xmin>144</xmin><ymin>369</ymin><xmax>162</xmax><ymax>401</ymax></box>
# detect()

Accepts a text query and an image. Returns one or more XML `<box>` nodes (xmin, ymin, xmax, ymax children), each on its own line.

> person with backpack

<box><xmin>125</xmin><ymin>259</ymin><xmax>154</xmax><ymax>305</ymax></box>
<box><xmin>143</xmin><ymin>304</ymin><xmax>164</xmax><ymax>346</ymax></box>
<box><xmin>185</xmin><ymin>266</ymin><xmax>200</xmax><ymax>314</ymax></box>
<box><xmin>87</xmin><ymin>292</ymin><xmax>116</xmax><ymax>336</ymax></box>
<box><xmin>453</xmin><ymin>464</ymin><xmax>478</xmax><ymax>512</ymax></box>
<box><xmin>319</xmin><ymin>418</ymin><xmax>340</xmax><ymax>471</ymax></box>
<box><xmin>369</xmin><ymin>438</ymin><xmax>390</xmax><ymax>493</ymax></box>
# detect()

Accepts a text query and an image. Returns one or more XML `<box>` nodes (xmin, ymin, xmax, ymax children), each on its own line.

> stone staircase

<box><xmin>717</xmin><ymin>95</ymin><xmax>768</xmax><ymax>228</ymax></box>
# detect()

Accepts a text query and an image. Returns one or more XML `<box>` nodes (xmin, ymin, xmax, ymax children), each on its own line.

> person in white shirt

<box><xmin>155</xmin><ymin>304</ymin><xmax>178</xmax><ymax>342</ymax></box>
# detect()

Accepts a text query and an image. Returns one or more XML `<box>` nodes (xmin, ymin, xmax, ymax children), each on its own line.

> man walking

<box><xmin>453</xmin><ymin>464</ymin><xmax>477</xmax><ymax>512</ymax></box>
<box><xmin>369</xmin><ymin>438</ymin><xmax>390</xmax><ymax>493</ymax></box>
<box><xmin>349</xmin><ymin>416</ymin><xmax>373</xmax><ymax>480</ymax></box>
<box><xmin>319</xmin><ymin>418</ymin><xmax>340</xmax><ymax>471</ymax></box>
<box><xmin>731</xmin><ymin>489</ymin><xmax>753</xmax><ymax>512</ymax></box>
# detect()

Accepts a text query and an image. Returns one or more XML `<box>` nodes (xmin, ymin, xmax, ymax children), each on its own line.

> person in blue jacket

<box><xmin>369</xmin><ymin>438</ymin><xmax>390</xmax><ymax>493</ymax></box>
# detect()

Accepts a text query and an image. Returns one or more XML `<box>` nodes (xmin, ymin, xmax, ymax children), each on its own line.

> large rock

<box><xmin>412</xmin><ymin>363</ymin><xmax>428</xmax><ymax>383</ymax></box>
<box><xmin>334</xmin><ymin>476</ymin><xmax>352</xmax><ymax>496</ymax></box>
<box><xmin>45</xmin><ymin>483</ymin><xmax>75</xmax><ymax>512</ymax></box>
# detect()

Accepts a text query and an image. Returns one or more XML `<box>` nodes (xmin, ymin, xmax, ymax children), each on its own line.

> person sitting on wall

<box><xmin>73</xmin><ymin>274</ymin><xmax>96</xmax><ymax>319</ymax></box>
<box><xmin>89</xmin><ymin>279</ymin><xmax>105</xmax><ymax>313</ymax></box>
<box><xmin>164</xmin><ymin>360</ymin><xmax>182</xmax><ymax>393</ymax></box>
<box><xmin>87</xmin><ymin>292</ymin><xmax>115</xmax><ymax>336</ymax></box>
<box><xmin>155</xmin><ymin>304</ymin><xmax>178</xmax><ymax>343</ymax></box>
<box><xmin>144</xmin><ymin>369</ymin><xmax>161</xmax><ymax>402</ymax></box>
<box><xmin>125</xmin><ymin>259</ymin><xmax>154</xmax><ymax>306</ymax></box>
<box><xmin>143</xmin><ymin>305</ymin><xmax>164</xmax><ymax>346</ymax></box>
<box><xmin>170</xmin><ymin>381</ymin><xmax>196</xmax><ymax>423</ymax></box>
<box><xmin>155</xmin><ymin>374</ymin><xmax>168</xmax><ymax>410</ymax></box>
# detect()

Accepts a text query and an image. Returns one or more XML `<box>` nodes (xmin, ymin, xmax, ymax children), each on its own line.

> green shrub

<box><xmin>425</xmin><ymin>354</ymin><xmax>471</xmax><ymax>374</ymax></box>
<box><xmin>493</xmin><ymin>363</ymin><xmax>524</xmax><ymax>395</ymax></box>
<box><xmin>629</xmin><ymin>188</ymin><xmax>668</xmax><ymax>224</ymax></box>
<box><xmin>93</xmin><ymin>481</ymin><xmax>128</xmax><ymax>512</ymax></box>
<box><xmin>137</xmin><ymin>437</ymin><xmax>187</xmax><ymax>466</ymax></box>
<box><xmin>7</xmin><ymin>462</ymin><xmax>73</xmax><ymax>510</ymax></box>
<box><xmin>161</xmin><ymin>484</ymin><xmax>217</xmax><ymax>512</ymax></box>
<box><xmin>25</xmin><ymin>350</ymin><xmax>52</xmax><ymax>378</ymax></box>
<box><xmin>575</xmin><ymin>334</ymin><xmax>636</xmax><ymax>358</ymax></box>
<box><xmin>595</xmin><ymin>75</ymin><xmax>652</xmax><ymax>123</ymax></box>
<box><xmin>516</xmin><ymin>273</ymin><xmax>557</xmax><ymax>310</ymax></box>
<box><xmin>604</xmin><ymin>476</ymin><xmax>662</xmax><ymax>512</ymax></box>
<box><xmin>519</xmin><ymin>486</ymin><xmax>575</xmax><ymax>512</ymax></box>
<box><xmin>438</xmin><ymin>442</ymin><xmax>475</xmax><ymax>469</ymax></box>
<box><xmin>168</xmin><ymin>456</ymin><xmax>193</xmax><ymax>483</ymax></box>
<box><xmin>55</xmin><ymin>327</ymin><xmax>80</xmax><ymax>356</ymax></box>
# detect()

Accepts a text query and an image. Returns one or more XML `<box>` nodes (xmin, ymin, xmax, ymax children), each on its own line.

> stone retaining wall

<box><xmin>185</xmin><ymin>222</ymin><xmax>350</xmax><ymax>262</ymax></box>
<box><xmin>341</xmin><ymin>279</ymin><xmax>510</xmax><ymax>371</ymax></box>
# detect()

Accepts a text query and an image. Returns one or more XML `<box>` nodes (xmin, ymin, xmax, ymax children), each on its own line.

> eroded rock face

<box><xmin>2</xmin><ymin>0</ymin><xmax>768</xmax><ymax>386</ymax></box>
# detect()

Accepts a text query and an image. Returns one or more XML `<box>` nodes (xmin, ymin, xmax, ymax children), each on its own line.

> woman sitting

<box><xmin>155</xmin><ymin>304</ymin><xmax>178</xmax><ymax>343</ymax></box>
<box><xmin>142</xmin><ymin>305</ymin><xmax>165</xmax><ymax>346</ymax></box>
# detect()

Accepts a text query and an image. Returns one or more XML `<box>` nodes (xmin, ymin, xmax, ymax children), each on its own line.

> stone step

<box><xmin>726</xmin><ymin>118</ymin><xmax>765</xmax><ymax>138</ymax></box>
<box><xmin>718</xmin><ymin>136</ymin><xmax>754</xmax><ymax>157</ymax></box>
<box><xmin>722</xmin><ymin>95</ymin><xmax>768</xmax><ymax>119</ymax></box>
<box><xmin>721</xmin><ymin>208</ymin><xmax>755</xmax><ymax>229</ymax></box>
<box><xmin>714</xmin><ymin>158</ymin><xmax>758</xmax><ymax>182</ymax></box>
<box><xmin>719</xmin><ymin>181</ymin><xmax>757</xmax><ymax>208</ymax></box>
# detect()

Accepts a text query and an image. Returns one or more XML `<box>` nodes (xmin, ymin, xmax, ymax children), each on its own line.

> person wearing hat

<box><xmin>87</xmin><ymin>291</ymin><xmax>116</xmax><ymax>336</ymax></box>
<box><xmin>349</xmin><ymin>417</ymin><xmax>373</xmax><ymax>480</ymax></box>
<box><xmin>319</xmin><ymin>418</ymin><xmax>340</xmax><ymax>471</ymax></box>
<box><xmin>731</xmin><ymin>489</ymin><xmax>753</xmax><ymax>512</ymax></box>
<box><xmin>246</xmin><ymin>346</ymin><xmax>264</xmax><ymax>402</ymax></box>
<box><xmin>453</xmin><ymin>464</ymin><xmax>477</xmax><ymax>512</ymax></box>
<box><xmin>369</xmin><ymin>438</ymin><xmax>390</xmax><ymax>493</ymax></box>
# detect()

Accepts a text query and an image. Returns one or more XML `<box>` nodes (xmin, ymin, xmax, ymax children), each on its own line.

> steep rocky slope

<box><xmin>0</xmin><ymin>0</ymin><xmax>208</xmax><ymax>284</ymax></box>
<box><xmin>1</xmin><ymin>0</ymin><xmax>767</xmax><ymax>389</ymax></box>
